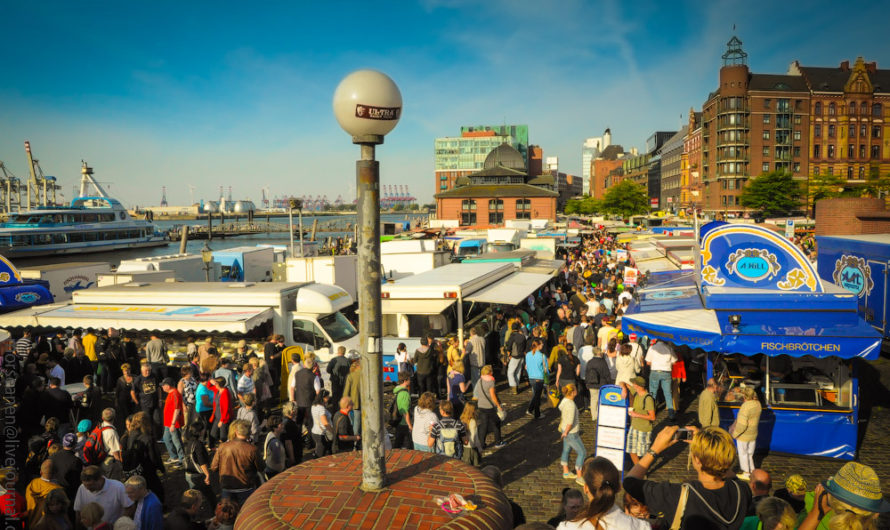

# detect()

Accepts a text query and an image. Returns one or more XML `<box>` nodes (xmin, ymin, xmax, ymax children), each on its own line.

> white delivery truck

<box><xmin>0</xmin><ymin>281</ymin><xmax>359</xmax><ymax>362</ymax></box>
<box><xmin>486</xmin><ymin>228</ymin><xmax>526</xmax><ymax>253</ymax></box>
<box><xmin>117</xmin><ymin>254</ymin><xmax>220</xmax><ymax>282</ymax></box>
<box><xmin>19</xmin><ymin>262</ymin><xmax>113</xmax><ymax>302</ymax></box>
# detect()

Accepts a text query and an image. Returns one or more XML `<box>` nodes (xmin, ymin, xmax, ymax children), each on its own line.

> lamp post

<box><xmin>333</xmin><ymin>69</ymin><xmax>402</xmax><ymax>492</ymax></box>
<box><xmin>201</xmin><ymin>241</ymin><xmax>213</xmax><ymax>282</ymax></box>
<box><xmin>288</xmin><ymin>198</ymin><xmax>303</xmax><ymax>257</ymax></box>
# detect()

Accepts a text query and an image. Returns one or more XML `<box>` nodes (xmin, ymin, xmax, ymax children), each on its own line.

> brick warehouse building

<box><xmin>699</xmin><ymin>36</ymin><xmax>889</xmax><ymax>215</ymax></box>
<box><xmin>435</xmin><ymin>143</ymin><xmax>557</xmax><ymax>227</ymax></box>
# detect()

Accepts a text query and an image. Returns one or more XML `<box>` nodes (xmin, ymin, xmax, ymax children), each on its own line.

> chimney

<box><xmin>867</xmin><ymin>62</ymin><xmax>877</xmax><ymax>73</ymax></box>
<box><xmin>840</xmin><ymin>60</ymin><xmax>850</xmax><ymax>71</ymax></box>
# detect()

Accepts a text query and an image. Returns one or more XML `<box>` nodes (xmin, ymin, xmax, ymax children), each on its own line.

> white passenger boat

<box><xmin>0</xmin><ymin>162</ymin><xmax>168</xmax><ymax>258</ymax></box>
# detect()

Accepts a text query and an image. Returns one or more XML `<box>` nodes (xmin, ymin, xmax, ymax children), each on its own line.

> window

<box><xmin>762</xmin><ymin>130</ymin><xmax>770</xmax><ymax>140</ymax></box>
<box><xmin>860</xmin><ymin>145</ymin><xmax>867</xmax><ymax>158</ymax></box>
<box><xmin>793</xmin><ymin>162</ymin><xmax>801</xmax><ymax>172</ymax></box>
<box><xmin>828</xmin><ymin>167</ymin><xmax>834</xmax><ymax>176</ymax></box>
<box><xmin>848</xmin><ymin>145</ymin><xmax>855</xmax><ymax>158</ymax></box>
<box><xmin>814</xmin><ymin>102</ymin><xmax>822</xmax><ymax>115</ymax></box>
<box><xmin>793</xmin><ymin>146</ymin><xmax>801</xmax><ymax>157</ymax></box>
<box><xmin>488</xmin><ymin>199</ymin><xmax>504</xmax><ymax>225</ymax></box>
<box><xmin>763</xmin><ymin>146</ymin><xmax>770</xmax><ymax>156</ymax></box>
<box><xmin>515</xmin><ymin>199</ymin><xmax>531</xmax><ymax>219</ymax></box>
<box><xmin>828</xmin><ymin>124</ymin><xmax>835</xmax><ymax>138</ymax></box>
<box><xmin>861</xmin><ymin>102</ymin><xmax>869</xmax><ymax>115</ymax></box>
<box><xmin>860</xmin><ymin>167</ymin><xmax>866</xmax><ymax>179</ymax></box>
<box><xmin>763</xmin><ymin>114</ymin><xmax>771</xmax><ymax>124</ymax></box>
<box><xmin>762</xmin><ymin>162</ymin><xmax>770</xmax><ymax>172</ymax></box>
<box><xmin>861</xmin><ymin>124</ymin><xmax>867</xmax><ymax>137</ymax></box>
<box><xmin>813</xmin><ymin>145</ymin><xmax>821</xmax><ymax>158</ymax></box>
<box><xmin>849</xmin><ymin>124</ymin><xmax>857</xmax><ymax>138</ymax></box>
<box><xmin>874</xmin><ymin>103</ymin><xmax>883</xmax><ymax>117</ymax></box>
<box><xmin>763</xmin><ymin>98</ymin><xmax>771</xmax><ymax>109</ymax></box>
<box><xmin>850</xmin><ymin>102</ymin><xmax>857</xmax><ymax>115</ymax></box>
<box><xmin>728</xmin><ymin>179</ymin><xmax>736</xmax><ymax>190</ymax></box>
<box><xmin>828</xmin><ymin>102</ymin><xmax>836</xmax><ymax>115</ymax></box>
<box><xmin>794</xmin><ymin>115</ymin><xmax>801</xmax><ymax>125</ymax></box>
<box><xmin>814</xmin><ymin>124</ymin><xmax>821</xmax><ymax>138</ymax></box>
<box><xmin>872</xmin><ymin>145</ymin><xmax>881</xmax><ymax>158</ymax></box>
<box><xmin>828</xmin><ymin>145</ymin><xmax>835</xmax><ymax>158</ymax></box>
<box><xmin>813</xmin><ymin>166</ymin><xmax>820</xmax><ymax>176</ymax></box>
<box><xmin>460</xmin><ymin>199</ymin><xmax>476</xmax><ymax>225</ymax></box>
<box><xmin>794</xmin><ymin>130</ymin><xmax>801</xmax><ymax>141</ymax></box>
<box><xmin>848</xmin><ymin>167</ymin><xmax>854</xmax><ymax>179</ymax></box>
<box><xmin>873</xmin><ymin>126</ymin><xmax>882</xmax><ymax>138</ymax></box>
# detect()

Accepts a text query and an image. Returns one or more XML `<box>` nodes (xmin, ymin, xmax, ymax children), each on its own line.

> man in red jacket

<box><xmin>161</xmin><ymin>378</ymin><xmax>185</xmax><ymax>466</ymax></box>
<box><xmin>210</xmin><ymin>377</ymin><xmax>234</xmax><ymax>447</ymax></box>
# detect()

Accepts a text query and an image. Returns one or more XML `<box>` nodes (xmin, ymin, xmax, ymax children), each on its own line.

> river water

<box><xmin>11</xmin><ymin>212</ymin><xmax>428</xmax><ymax>268</ymax></box>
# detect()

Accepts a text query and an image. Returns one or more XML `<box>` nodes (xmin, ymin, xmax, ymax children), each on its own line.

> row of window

<box><xmin>3</xmin><ymin>228</ymin><xmax>153</xmax><ymax>247</ymax></box>
<box><xmin>460</xmin><ymin>199</ymin><xmax>532</xmax><ymax>224</ymax></box>
<box><xmin>814</xmin><ymin>102</ymin><xmax>882</xmax><ymax>117</ymax></box>
<box><xmin>761</xmin><ymin>162</ymin><xmax>801</xmax><ymax>173</ymax></box>
<box><xmin>813</xmin><ymin>166</ymin><xmax>873</xmax><ymax>179</ymax></box>
<box><xmin>814</xmin><ymin>124</ymin><xmax>882</xmax><ymax>139</ymax></box>
<box><xmin>7</xmin><ymin>212</ymin><xmax>120</xmax><ymax>224</ymax></box>
<box><xmin>813</xmin><ymin>144</ymin><xmax>881</xmax><ymax>159</ymax></box>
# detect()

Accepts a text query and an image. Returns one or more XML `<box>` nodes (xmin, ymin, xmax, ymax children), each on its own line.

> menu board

<box><xmin>595</xmin><ymin>385</ymin><xmax>629</xmax><ymax>478</ymax></box>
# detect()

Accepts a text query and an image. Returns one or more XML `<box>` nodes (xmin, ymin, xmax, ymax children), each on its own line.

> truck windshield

<box><xmin>486</xmin><ymin>243</ymin><xmax>515</xmax><ymax>253</ymax></box>
<box><xmin>318</xmin><ymin>312</ymin><xmax>358</xmax><ymax>342</ymax></box>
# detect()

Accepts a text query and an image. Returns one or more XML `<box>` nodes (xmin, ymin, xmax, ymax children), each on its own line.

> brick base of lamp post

<box><xmin>235</xmin><ymin>449</ymin><xmax>514</xmax><ymax>529</ymax></box>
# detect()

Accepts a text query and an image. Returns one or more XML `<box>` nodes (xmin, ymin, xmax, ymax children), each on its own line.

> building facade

<box><xmin>659</xmin><ymin>127</ymin><xmax>687</xmax><ymax>212</ymax></box>
<box><xmin>434</xmin><ymin>124</ymin><xmax>530</xmax><ymax>196</ymax></box>
<box><xmin>435</xmin><ymin>143</ymin><xmax>558</xmax><ymax>227</ymax></box>
<box><xmin>682</xmin><ymin>111</ymin><xmax>703</xmax><ymax>209</ymax></box>
<box><xmin>582</xmin><ymin>129</ymin><xmax>612</xmax><ymax>195</ymax></box>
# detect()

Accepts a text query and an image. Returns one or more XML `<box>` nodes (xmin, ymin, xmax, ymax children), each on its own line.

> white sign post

<box><xmin>595</xmin><ymin>384</ymin><xmax>629</xmax><ymax>477</ymax></box>
<box><xmin>785</xmin><ymin>219</ymin><xmax>795</xmax><ymax>240</ymax></box>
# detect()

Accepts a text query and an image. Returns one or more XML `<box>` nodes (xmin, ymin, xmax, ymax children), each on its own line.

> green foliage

<box><xmin>392</xmin><ymin>204</ymin><xmax>405</xmax><ymax>211</ymax></box>
<box><xmin>809</xmin><ymin>171</ymin><xmax>850</xmax><ymax>201</ymax></box>
<box><xmin>864</xmin><ymin>168</ymin><xmax>890</xmax><ymax>198</ymax></box>
<box><xmin>564</xmin><ymin>195</ymin><xmax>603</xmax><ymax>215</ymax></box>
<box><xmin>601</xmin><ymin>180</ymin><xmax>649</xmax><ymax>217</ymax></box>
<box><xmin>739</xmin><ymin>170</ymin><xmax>803</xmax><ymax>216</ymax></box>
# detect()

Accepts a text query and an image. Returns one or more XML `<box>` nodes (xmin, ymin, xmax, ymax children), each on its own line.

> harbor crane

<box><xmin>23</xmin><ymin>141</ymin><xmax>62</xmax><ymax>209</ymax></box>
<box><xmin>0</xmin><ymin>161</ymin><xmax>23</xmax><ymax>214</ymax></box>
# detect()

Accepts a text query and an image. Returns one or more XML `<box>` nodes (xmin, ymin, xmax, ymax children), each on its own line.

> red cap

<box><xmin>629</xmin><ymin>333</ymin><xmax>637</xmax><ymax>341</ymax></box>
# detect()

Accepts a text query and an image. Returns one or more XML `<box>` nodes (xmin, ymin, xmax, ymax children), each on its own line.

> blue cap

<box><xmin>77</xmin><ymin>419</ymin><xmax>92</xmax><ymax>433</ymax></box>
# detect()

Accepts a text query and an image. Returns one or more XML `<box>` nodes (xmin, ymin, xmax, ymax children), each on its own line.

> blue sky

<box><xmin>2</xmin><ymin>0</ymin><xmax>888</xmax><ymax>206</ymax></box>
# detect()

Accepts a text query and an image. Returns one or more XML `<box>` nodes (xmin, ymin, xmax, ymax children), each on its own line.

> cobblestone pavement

<box><xmin>483</xmin><ymin>356</ymin><xmax>890</xmax><ymax>526</ymax></box>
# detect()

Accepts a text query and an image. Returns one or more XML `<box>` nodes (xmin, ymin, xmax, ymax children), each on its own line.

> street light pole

<box><xmin>333</xmin><ymin>69</ymin><xmax>402</xmax><ymax>493</ymax></box>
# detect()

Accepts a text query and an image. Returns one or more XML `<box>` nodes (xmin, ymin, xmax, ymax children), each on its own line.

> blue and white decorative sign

<box><xmin>832</xmin><ymin>255</ymin><xmax>873</xmax><ymax>298</ymax></box>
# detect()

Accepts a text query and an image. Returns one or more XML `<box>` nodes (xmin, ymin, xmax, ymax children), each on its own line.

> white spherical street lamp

<box><xmin>333</xmin><ymin>69</ymin><xmax>401</xmax><ymax>492</ymax></box>
<box><xmin>333</xmin><ymin>69</ymin><xmax>402</xmax><ymax>141</ymax></box>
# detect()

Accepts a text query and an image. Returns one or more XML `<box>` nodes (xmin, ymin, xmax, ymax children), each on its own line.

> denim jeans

<box><xmin>162</xmin><ymin>426</ymin><xmax>184</xmax><ymax>461</ymax></box>
<box><xmin>507</xmin><ymin>358</ymin><xmax>524</xmax><ymax>388</ymax></box>
<box><xmin>350</xmin><ymin>409</ymin><xmax>362</xmax><ymax>437</ymax></box>
<box><xmin>470</xmin><ymin>366</ymin><xmax>482</xmax><ymax>388</ymax></box>
<box><xmin>561</xmin><ymin>431</ymin><xmax>587</xmax><ymax>471</ymax></box>
<box><xmin>649</xmin><ymin>370</ymin><xmax>674</xmax><ymax>414</ymax></box>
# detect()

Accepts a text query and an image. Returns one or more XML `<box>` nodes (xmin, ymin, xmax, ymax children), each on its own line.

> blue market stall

<box><xmin>623</xmin><ymin>222</ymin><xmax>882</xmax><ymax>460</ymax></box>
<box><xmin>0</xmin><ymin>254</ymin><xmax>54</xmax><ymax>313</ymax></box>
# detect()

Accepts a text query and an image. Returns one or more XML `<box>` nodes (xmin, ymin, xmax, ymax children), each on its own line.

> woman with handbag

<box><xmin>732</xmin><ymin>387</ymin><xmax>762</xmax><ymax>481</ymax></box>
<box><xmin>473</xmin><ymin>365</ymin><xmax>506</xmax><ymax>449</ymax></box>
<box><xmin>524</xmin><ymin>339</ymin><xmax>549</xmax><ymax>419</ymax></box>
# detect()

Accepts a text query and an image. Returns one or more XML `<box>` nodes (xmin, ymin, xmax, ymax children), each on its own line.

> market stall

<box><xmin>622</xmin><ymin>222</ymin><xmax>882</xmax><ymax>460</ymax></box>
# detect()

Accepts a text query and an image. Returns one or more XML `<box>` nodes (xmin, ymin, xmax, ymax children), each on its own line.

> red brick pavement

<box><xmin>235</xmin><ymin>449</ymin><xmax>513</xmax><ymax>529</ymax></box>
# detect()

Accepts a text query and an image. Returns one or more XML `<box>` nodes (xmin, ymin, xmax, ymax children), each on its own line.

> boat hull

<box><xmin>0</xmin><ymin>237</ymin><xmax>169</xmax><ymax>258</ymax></box>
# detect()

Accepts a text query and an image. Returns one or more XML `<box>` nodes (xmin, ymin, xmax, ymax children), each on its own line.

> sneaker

<box><xmin>525</xmin><ymin>411</ymin><xmax>533</xmax><ymax>417</ymax></box>
<box><xmin>494</xmin><ymin>441</ymin><xmax>507</xmax><ymax>449</ymax></box>
<box><xmin>575</xmin><ymin>476</ymin><xmax>586</xmax><ymax>487</ymax></box>
<box><xmin>562</xmin><ymin>472</ymin><xmax>575</xmax><ymax>479</ymax></box>
<box><xmin>737</xmin><ymin>472</ymin><xmax>751</xmax><ymax>481</ymax></box>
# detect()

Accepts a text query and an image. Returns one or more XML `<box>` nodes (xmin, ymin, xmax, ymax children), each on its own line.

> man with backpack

<box><xmin>332</xmin><ymin>397</ymin><xmax>360</xmax><ymax>454</ymax></box>
<box><xmin>390</xmin><ymin>371</ymin><xmax>413</xmax><ymax>449</ymax></box>
<box><xmin>83</xmin><ymin>408</ymin><xmax>122</xmax><ymax>465</ymax></box>
<box><xmin>626</xmin><ymin>376</ymin><xmax>656</xmax><ymax>466</ymax></box>
<box><xmin>504</xmin><ymin>322</ymin><xmax>527</xmax><ymax>394</ymax></box>
<box><xmin>428</xmin><ymin>400</ymin><xmax>466</xmax><ymax>459</ymax></box>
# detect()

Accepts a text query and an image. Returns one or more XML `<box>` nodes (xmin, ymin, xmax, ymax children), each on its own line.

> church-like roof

<box><xmin>435</xmin><ymin>183</ymin><xmax>558</xmax><ymax>199</ymax></box>
<box><xmin>484</xmin><ymin>143</ymin><xmax>526</xmax><ymax>171</ymax></box>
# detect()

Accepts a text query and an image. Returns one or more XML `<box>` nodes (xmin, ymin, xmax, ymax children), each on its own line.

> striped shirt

<box><xmin>15</xmin><ymin>337</ymin><xmax>32</xmax><ymax>358</ymax></box>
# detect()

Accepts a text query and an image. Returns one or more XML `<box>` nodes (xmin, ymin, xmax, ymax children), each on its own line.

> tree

<box><xmin>739</xmin><ymin>170</ymin><xmax>802</xmax><ymax>216</ymax></box>
<box><xmin>602</xmin><ymin>180</ymin><xmax>649</xmax><ymax>217</ymax></box>
<box><xmin>564</xmin><ymin>195</ymin><xmax>603</xmax><ymax>215</ymax></box>
<box><xmin>863</xmin><ymin>167</ymin><xmax>890</xmax><ymax>199</ymax></box>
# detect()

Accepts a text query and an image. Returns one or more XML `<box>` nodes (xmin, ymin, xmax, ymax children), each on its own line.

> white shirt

<box><xmin>557</xmin><ymin>505</ymin><xmax>650</xmax><ymax>529</ymax></box>
<box><xmin>645</xmin><ymin>341</ymin><xmax>677</xmax><ymax>372</ymax></box>
<box><xmin>100</xmin><ymin>421</ymin><xmax>121</xmax><ymax>455</ymax></box>
<box><xmin>49</xmin><ymin>364</ymin><xmax>65</xmax><ymax>386</ymax></box>
<box><xmin>74</xmin><ymin>478</ymin><xmax>133</xmax><ymax>523</ymax></box>
<box><xmin>618</xmin><ymin>291</ymin><xmax>633</xmax><ymax>304</ymax></box>
<box><xmin>411</xmin><ymin>407</ymin><xmax>439</xmax><ymax>447</ymax></box>
<box><xmin>578</xmin><ymin>345</ymin><xmax>596</xmax><ymax>376</ymax></box>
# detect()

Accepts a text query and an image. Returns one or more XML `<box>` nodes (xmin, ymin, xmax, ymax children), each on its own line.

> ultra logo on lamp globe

<box><xmin>833</xmin><ymin>255</ymin><xmax>874</xmax><ymax>298</ymax></box>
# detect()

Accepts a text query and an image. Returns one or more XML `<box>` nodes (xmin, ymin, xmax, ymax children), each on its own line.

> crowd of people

<box><xmin>2</xmin><ymin>227</ymin><xmax>888</xmax><ymax>529</ymax></box>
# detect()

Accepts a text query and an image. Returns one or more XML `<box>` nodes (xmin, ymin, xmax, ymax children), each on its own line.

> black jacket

<box><xmin>585</xmin><ymin>356</ymin><xmax>612</xmax><ymax>388</ymax></box>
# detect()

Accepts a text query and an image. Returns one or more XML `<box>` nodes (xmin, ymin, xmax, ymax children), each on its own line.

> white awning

<box><xmin>466</xmin><ymin>271</ymin><xmax>554</xmax><ymax>305</ymax></box>
<box><xmin>624</xmin><ymin>309</ymin><xmax>721</xmax><ymax>335</ymax></box>
<box><xmin>635</xmin><ymin>257</ymin><xmax>681</xmax><ymax>273</ymax></box>
<box><xmin>2</xmin><ymin>304</ymin><xmax>275</xmax><ymax>334</ymax></box>
<box><xmin>381</xmin><ymin>299</ymin><xmax>455</xmax><ymax>315</ymax></box>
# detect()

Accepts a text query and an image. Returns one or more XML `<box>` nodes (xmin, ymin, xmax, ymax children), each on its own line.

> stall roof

<box><xmin>381</xmin><ymin>299</ymin><xmax>455</xmax><ymax>315</ymax></box>
<box><xmin>465</xmin><ymin>271</ymin><xmax>553</xmax><ymax>305</ymax></box>
<box><xmin>2</xmin><ymin>303</ymin><xmax>274</xmax><ymax>334</ymax></box>
<box><xmin>635</xmin><ymin>257</ymin><xmax>682</xmax><ymax>274</ymax></box>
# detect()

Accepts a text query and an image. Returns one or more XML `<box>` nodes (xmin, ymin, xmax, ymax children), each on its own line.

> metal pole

<box><xmin>179</xmin><ymin>226</ymin><xmax>188</xmax><ymax>254</ymax></box>
<box><xmin>356</xmin><ymin>135</ymin><xmax>385</xmax><ymax>492</ymax></box>
<box><xmin>207</xmin><ymin>213</ymin><xmax>213</xmax><ymax>242</ymax></box>
<box><xmin>298</xmin><ymin>208</ymin><xmax>304</xmax><ymax>256</ymax></box>
<box><xmin>289</xmin><ymin>206</ymin><xmax>295</xmax><ymax>258</ymax></box>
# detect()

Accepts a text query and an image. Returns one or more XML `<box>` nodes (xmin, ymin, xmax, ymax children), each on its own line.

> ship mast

<box><xmin>79</xmin><ymin>161</ymin><xmax>110</xmax><ymax>198</ymax></box>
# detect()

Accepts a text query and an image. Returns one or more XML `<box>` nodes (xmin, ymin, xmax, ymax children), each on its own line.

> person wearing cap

<box><xmin>51</xmin><ymin>433</ymin><xmax>84</xmax><ymax>503</ymax></box>
<box><xmin>161</xmin><ymin>378</ymin><xmax>185</xmax><ymax>465</ymax></box>
<box><xmin>213</xmin><ymin>357</ymin><xmax>239</xmax><ymax>393</ymax></box>
<box><xmin>625</xmin><ymin>376</ymin><xmax>655</xmax><ymax>465</ymax></box>
<box><xmin>774</xmin><ymin>474</ymin><xmax>807</xmax><ymax>514</ymax></box>
<box><xmin>74</xmin><ymin>420</ymin><xmax>93</xmax><ymax>462</ymax></box>
<box><xmin>799</xmin><ymin>462</ymin><xmax>889</xmax><ymax>530</ymax></box>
